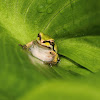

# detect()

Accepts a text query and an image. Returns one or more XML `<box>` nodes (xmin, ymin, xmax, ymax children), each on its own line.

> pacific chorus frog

<box><xmin>20</xmin><ymin>32</ymin><xmax>59</xmax><ymax>65</ymax></box>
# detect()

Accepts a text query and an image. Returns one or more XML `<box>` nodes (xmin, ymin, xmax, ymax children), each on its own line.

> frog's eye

<box><xmin>38</xmin><ymin>33</ymin><xmax>41</xmax><ymax>41</ymax></box>
<box><xmin>50</xmin><ymin>42</ymin><xmax>55</xmax><ymax>51</ymax></box>
<box><xmin>50</xmin><ymin>42</ymin><xmax>54</xmax><ymax>46</ymax></box>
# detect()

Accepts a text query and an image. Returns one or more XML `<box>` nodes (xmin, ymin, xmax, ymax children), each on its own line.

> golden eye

<box><xmin>50</xmin><ymin>42</ymin><xmax>54</xmax><ymax>46</ymax></box>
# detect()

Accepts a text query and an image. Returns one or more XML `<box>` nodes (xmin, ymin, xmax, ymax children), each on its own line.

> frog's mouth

<box><xmin>36</xmin><ymin>40</ymin><xmax>52</xmax><ymax>49</ymax></box>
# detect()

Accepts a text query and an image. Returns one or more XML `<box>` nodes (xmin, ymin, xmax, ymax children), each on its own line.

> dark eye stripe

<box><xmin>42</xmin><ymin>41</ymin><xmax>46</xmax><ymax>43</ymax></box>
<box><xmin>38</xmin><ymin>33</ymin><xmax>41</xmax><ymax>41</ymax></box>
<box><xmin>38</xmin><ymin>33</ymin><xmax>40</xmax><ymax>37</ymax></box>
<box><xmin>43</xmin><ymin>41</ymin><xmax>55</xmax><ymax>51</ymax></box>
<box><xmin>43</xmin><ymin>41</ymin><xmax>50</xmax><ymax>43</ymax></box>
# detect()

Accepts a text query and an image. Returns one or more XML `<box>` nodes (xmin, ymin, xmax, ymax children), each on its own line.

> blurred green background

<box><xmin>0</xmin><ymin>0</ymin><xmax>100</xmax><ymax>100</ymax></box>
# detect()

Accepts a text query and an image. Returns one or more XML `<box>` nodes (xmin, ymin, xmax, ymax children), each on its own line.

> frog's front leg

<box><xmin>48</xmin><ymin>51</ymin><xmax>59</xmax><ymax>65</ymax></box>
<box><xmin>26</xmin><ymin>41</ymin><xmax>33</xmax><ymax>48</ymax></box>
<box><xmin>19</xmin><ymin>41</ymin><xmax>33</xmax><ymax>50</ymax></box>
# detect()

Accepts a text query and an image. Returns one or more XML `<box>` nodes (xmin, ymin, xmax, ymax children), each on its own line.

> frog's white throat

<box><xmin>29</xmin><ymin>41</ymin><xmax>55</xmax><ymax>62</ymax></box>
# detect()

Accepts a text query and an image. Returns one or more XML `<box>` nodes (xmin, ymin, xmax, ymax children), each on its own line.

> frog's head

<box><xmin>37</xmin><ymin>32</ymin><xmax>55</xmax><ymax>50</ymax></box>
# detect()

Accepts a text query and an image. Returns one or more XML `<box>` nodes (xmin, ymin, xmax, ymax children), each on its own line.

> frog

<box><xmin>19</xmin><ymin>32</ymin><xmax>59</xmax><ymax>65</ymax></box>
<box><xmin>37</xmin><ymin>32</ymin><xmax>57</xmax><ymax>53</ymax></box>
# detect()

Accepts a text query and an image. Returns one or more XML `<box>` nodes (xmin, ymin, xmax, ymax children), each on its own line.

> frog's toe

<box><xmin>19</xmin><ymin>44</ymin><xmax>27</xmax><ymax>50</ymax></box>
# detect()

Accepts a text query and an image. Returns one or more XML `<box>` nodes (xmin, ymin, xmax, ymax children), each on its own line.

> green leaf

<box><xmin>19</xmin><ymin>79</ymin><xmax>100</xmax><ymax>100</ymax></box>
<box><xmin>0</xmin><ymin>0</ymin><xmax>100</xmax><ymax>99</ymax></box>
